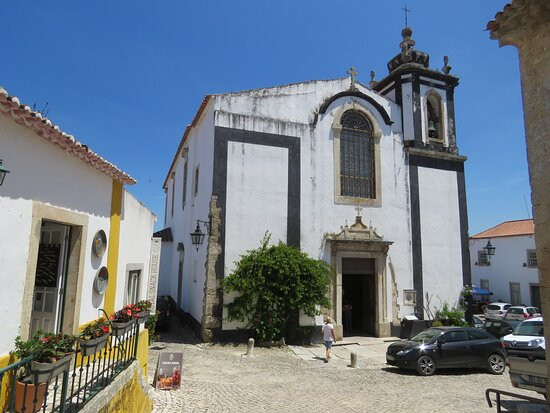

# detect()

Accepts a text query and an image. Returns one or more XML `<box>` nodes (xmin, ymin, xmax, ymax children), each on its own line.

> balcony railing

<box><xmin>0</xmin><ymin>321</ymin><xmax>140</xmax><ymax>413</ymax></box>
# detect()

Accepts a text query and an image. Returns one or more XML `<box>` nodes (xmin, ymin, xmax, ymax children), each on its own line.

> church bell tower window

<box><xmin>339</xmin><ymin>110</ymin><xmax>375</xmax><ymax>199</ymax></box>
<box><xmin>426</xmin><ymin>92</ymin><xmax>444</xmax><ymax>142</ymax></box>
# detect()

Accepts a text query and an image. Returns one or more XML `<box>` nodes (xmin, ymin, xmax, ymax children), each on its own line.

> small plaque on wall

<box><xmin>403</xmin><ymin>289</ymin><xmax>416</xmax><ymax>306</ymax></box>
<box><xmin>92</xmin><ymin>230</ymin><xmax>107</xmax><ymax>258</ymax></box>
<box><xmin>94</xmin><ymin>267</ymin><xmax>109</xmax><ymax>294</ymax></box>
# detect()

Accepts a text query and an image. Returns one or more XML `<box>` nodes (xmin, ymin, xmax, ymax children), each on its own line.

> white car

<box><xmin>485</xmin><ymin>302</ymin><xmax>512</xmax><ymax>319</ymax></box>
<box><xmin>502</xmin><ymin>317</ymin><xmax>545</xmax><ymax>354</ymax></box>
<box><xmin>503</xmin><ymin>306</ymin><xmax>541</xmax><ymax>321</ymax></box>
<box><xmin>502</xmin><ymin>318</ymin><xmax>546</xmax><ymax>395</ymax></box>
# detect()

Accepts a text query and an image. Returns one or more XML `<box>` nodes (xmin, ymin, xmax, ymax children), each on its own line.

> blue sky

<box><xmin>2</xmin><ymin>1</ymin><xmax>528</xmax><ymax>234</ymax></box>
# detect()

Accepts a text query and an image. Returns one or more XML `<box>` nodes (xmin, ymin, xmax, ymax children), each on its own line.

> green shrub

<box><xmin>222</xmin><ymin>234</ymin><xmax>332</xmax><ymax>342</ymax></box>
<box><xmin>434</xmin><ymin>303</ymin><xmax>469</xmax><ymax>327</ymax></box>
<box><xmin>145</xmin><ymin>314</ymin><xmax>159</xmax><ymax>344</ymax></box>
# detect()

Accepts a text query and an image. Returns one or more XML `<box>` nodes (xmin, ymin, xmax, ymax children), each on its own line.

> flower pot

<box><xmin>31</xmin><ymin>354</ymin><xmax>72</xmax><ymax>384</ymax></box>
<box><xmin>111</xmin><ymin>319</ymin><xmax>136</xmax><ymax>337</ymax></box>
<box><xmin>14</xmin><ymin>380</ymin><xmax>46</xmax><ymax>413</ymax></box>
<box><xmin>137</xmin><ymin>311</ymin><xmax>150</xmax><ymax>324</ymax></box>
<box><xmin>79</xmin><ymin>333</ymin><xmax>110</xmax><ymax>356</ymax></box>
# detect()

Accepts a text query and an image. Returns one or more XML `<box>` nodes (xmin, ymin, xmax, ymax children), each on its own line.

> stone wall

<box><xmin>488</xmin><ymin>0</ymin><xmax>550</xmax><ymax>395</ymax></box>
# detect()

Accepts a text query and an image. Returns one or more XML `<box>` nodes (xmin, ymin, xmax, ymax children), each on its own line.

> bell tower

<box><xmin>373</xmin><ymin>27</ymin><xmax>460</xmax><ymax>154</ymax></box>
<box><xmin>373</xmin><ymin>27</ymin><xmax>470</xmax><ymax>321</ymax></box>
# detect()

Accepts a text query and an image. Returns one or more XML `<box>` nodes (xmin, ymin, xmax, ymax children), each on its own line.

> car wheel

<box><xmin>416</xmin><ymin>355</ymin><xmax>436</xmax><ymax>376</ymax></box>
<box><xmin>487</xmin><ymin>353</ymin><xmax>505</xmax><ymax>375</ymax></box>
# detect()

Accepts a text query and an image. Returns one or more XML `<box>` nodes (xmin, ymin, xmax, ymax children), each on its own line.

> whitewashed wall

<box><xmin>0</xmin><ymin>113</ymin><xmax>154</xmax><ymax>355</ymax></box>
<box><xmin>0</xmin><ymin>196</ymin><xmax>32</xmax><ymax>355</ymax></box>
<box><xmin>160</xmin><ymin>104</ymin><xmax>216</xmax><ymax>323</ymax></box>
<box><xmin>418</xmin><ymin>167</ymin><xmax>463</xmax><ymax>315</ymax></box>
<box><xmin>470</xmin><ymin>235</ymin><xmax>539</xmax><ymax>306</ymax></box>
<box><xmin>115</xmin><ymin>190</ymin><xmax>156</xmax><ymax>310</ymax></box>
<box><xmin>222</xmin><ymin>141</ymin><xmax>289</xmax><ymax>330</ymax></box>
<box><xmin>160</xmin><ymin>77</ymin><xmax>467</xmax><ymax>332</ymax></box>
<box><xmin>0</xmin><ymin>114</ymin><xmax>112</xmax><ymax>355</ymax></box>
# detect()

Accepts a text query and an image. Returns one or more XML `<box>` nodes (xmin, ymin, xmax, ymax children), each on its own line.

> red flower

<box><xmin>41</xmin><ymin>337</ymin><xmax>50</xmax><ymax>342</ymax></box>
<box><xmin>102</xmin><ymin>326</ymin><xmax>109</xmax><ymax>333</ymax></box>
<box><xmin>126</xmin><ymin>310</ymin><xmax>132</xmax><ymax>316</ymax></box>
<box><xmin>109</xmin><ymin>315</ymin><xmax>114</xmax><ymax>320</ymax></box>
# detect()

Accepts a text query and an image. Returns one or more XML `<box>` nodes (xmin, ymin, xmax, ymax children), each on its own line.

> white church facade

<box><xmin>157</xmin><ymin>28</ymin><xmax>471</xmax><ymax>341</ymax></box>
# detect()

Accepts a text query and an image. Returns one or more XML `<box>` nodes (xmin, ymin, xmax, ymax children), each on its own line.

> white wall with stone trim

<box><xmin>418</xmin><ymin>166</ymin><xmax>463</xmax><ymax>315</ymax></box>
<box><xmin>160</xmin><ymin>77</ymin><xmax>467</xmax><ymax>335</ymax></box>
<box><xmin>160</xmin><ymin>103</ymin><xmax>216</xmax><ymax>323</ymax></box>
<box><xmin>115</xmin><ymin>190</ymin><xmax>156</xmax><ymax>310</ymax></box>
<box><xmin>0</xmin><ymin>111</ymin><xmax>154</xmax><ymax>356</ymax></box>
<box><xmin>470</xmin><ymin>235</ymin><xmax>539</xmax><ymax>306</ymax></box>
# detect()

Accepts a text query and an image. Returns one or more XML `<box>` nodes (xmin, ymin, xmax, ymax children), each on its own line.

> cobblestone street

<box><xmin>147</xmin><ymin>324</ymin><xmax>545</xmax><ymax>413</ymax></box>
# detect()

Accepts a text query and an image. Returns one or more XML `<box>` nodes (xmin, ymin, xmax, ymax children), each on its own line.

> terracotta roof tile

<box><xmin>471</xmin><ymin>219</ymin><xmax>534</xmax><ymax>239</ymax></box>
<box><xmin>0</xmin><ymin>86</ymin><xmax>136</xmax><ymax>185</ymax></box>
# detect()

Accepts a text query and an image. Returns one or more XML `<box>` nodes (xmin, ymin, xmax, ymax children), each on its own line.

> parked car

<box><xmin>386</xmin><ymin>327</ymin><xmax>506</xmax><ymax>376</ymax></box>
<box><xmin>502</xmin><ymin>317</ymin><xmax>546</xmax><ymax>395</ymax></box>
<box><xmin>502</xmin><ymin>317</ymin><xmax>545</xmax><ymax>359</ymax></box>
<box><xmin>155</xmin><ymin>295</ymin><xmax>172</xmax><ymax>330</ymax></box>
<box><xmin>485</xmin><ymin>302</ymin><xmax>512</xmax><ymax>319</ymax></box>
<box><xmin>503</xmin><ymin>306</ymin><xmax>541</xmax><ymax>321</ymax></box>
<box><xmin>484</xmin><ymin>318</ymin><xmax>521</xmax><ymax>339</ymax></box>
<box><xmin>473</xmin><ymin>315</ymin><xmax>484</xmax><ymax>329</ymax></box>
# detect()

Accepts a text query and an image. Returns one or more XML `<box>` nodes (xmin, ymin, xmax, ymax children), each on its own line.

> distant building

<box><xmin>470</xmin><ymin>219</ymin><xmax>539</xmax><ymax>308</ymax></box>
<box><xmin>0</xmin><ymin>86</ymin><xmax>157</xmax><ymax>366</ymax></box>
<box><xmin>158</xmin><ymin>27</ymin><xmax>471</xmax><ymax>341</ymax></box>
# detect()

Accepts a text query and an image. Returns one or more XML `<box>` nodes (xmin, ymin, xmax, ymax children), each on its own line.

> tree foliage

<box><xmin>222</xmin><ymin>234</ymin><xmax>332</xmax><ymax>342</ymax></box>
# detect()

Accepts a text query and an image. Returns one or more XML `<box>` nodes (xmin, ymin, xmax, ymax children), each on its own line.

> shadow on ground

<box><xmin>153</xmin><ymin>315</ymin><xmax>201</xmax><ymax>345</ymax></box>
<box><xmin>382</xmin><ymin>366</ymin><xmax>494</xmax><ymax>376</ymax></box>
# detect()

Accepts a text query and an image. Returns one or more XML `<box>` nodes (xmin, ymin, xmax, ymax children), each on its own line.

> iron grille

<box><xmin>340</xmin><ymin>110</ymin><xmax>375</xmax><ymax>198</ymax></box>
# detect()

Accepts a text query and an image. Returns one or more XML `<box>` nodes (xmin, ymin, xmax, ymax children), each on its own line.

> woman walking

<box><xmin>322</xmin><ymin>317</ymin><xmax>336</xmax><ymax>362</ymax></box>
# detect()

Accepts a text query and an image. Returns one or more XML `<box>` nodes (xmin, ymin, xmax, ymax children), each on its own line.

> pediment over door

<box><xmin>325</xmin><ymin>215</ymin><xmax>393</xmax><ymax>253</ymax></box>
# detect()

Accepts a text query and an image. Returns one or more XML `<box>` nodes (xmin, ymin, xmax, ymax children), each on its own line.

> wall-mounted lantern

<box><xmin>483</xmin><ymin>239</ymin><xmax>496</xmax><ymax>257</ymax></box>
<box><xmin>0</xmin><ymin>160</ymin><xmax>10</xmax><ymax>186</ymax></box>
<box><xmin>190</xmin><ymin>217</ymin><xmax>211</xmax><ymax>251</ymax></box>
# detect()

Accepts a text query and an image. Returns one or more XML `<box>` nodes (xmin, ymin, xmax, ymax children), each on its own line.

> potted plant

<box><xmin>78</xmin><ymin>317</ymin><xmax>111</xmax><ymax>356</ymax></box>
<box><xmin>133</xmin><ymin>300</ymin><xmax>152</xmax><ymax>324</ymax></box>
<box><xmin>11</xmin><ymin>331</ymin><xmax>76</xmax><ymax>412</ymax></box>
<box><xmin>109</xmin><ymin>305</ymin><xmax>137</xmax><ymax>337</ymax></box>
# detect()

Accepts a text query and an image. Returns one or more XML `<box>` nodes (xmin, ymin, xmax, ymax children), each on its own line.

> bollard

<box><xmin>350</xmin><ymin>352</ymin><xmax>357</xmax><ymax>368</ymax></box>
<box><xmin>246</xmin><ymin>338</ymin><xmax>255</xmax><ymax>356</ymax></box>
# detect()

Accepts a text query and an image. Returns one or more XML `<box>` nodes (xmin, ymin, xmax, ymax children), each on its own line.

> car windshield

<box><xmin>508</xmin><ymin>308</ymin><xmax>523</xmax><ymax>314</ymax></box>
<box><xmin>410</xmin><ymin>328</ymin><xmax>442</xmax><ymax>344</ymax></box>
<box><xmin>487</xmin><ymin>305</ymin><xmax>500</xmax><ymax>310</ymax></box>
<box><xmin>513</xmin><ymin>321</ymin><xmax>544</xmax><ymax>337</ymax></box>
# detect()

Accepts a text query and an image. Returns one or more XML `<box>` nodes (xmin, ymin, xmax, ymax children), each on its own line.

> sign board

<box><xmin>147</xmin><ymin>237</ymin><xmax>162</xmax><ymax>312</ymax></box>
<box><xmin>154</xmin><ymin>351</ymin><xmax>183</xmax><ymax>390</ymax></box>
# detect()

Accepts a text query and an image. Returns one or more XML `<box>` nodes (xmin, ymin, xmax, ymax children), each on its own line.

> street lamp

<box><xmin>0</xmin><ymin>160</ymin><xmax>10</xmax><ymax>186</ymax></box>
<box><xmin>190</xmin><ymin>217</ymin><xmax>211</xmax><ymax>251</ymax></box>
<box><xmin>483</xmin><ymin>240</ymin><xmax>496</xmax><ymax>256</ymax></box>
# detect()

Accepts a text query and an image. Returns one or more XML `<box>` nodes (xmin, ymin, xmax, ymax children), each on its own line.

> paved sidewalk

<box><xmin>288</xmin><ymin>336</ymin><xmax>397</xmax><ymax>369</ymax></box>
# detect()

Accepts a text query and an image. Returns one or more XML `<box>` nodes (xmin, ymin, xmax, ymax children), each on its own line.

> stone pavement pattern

<box><xmin>148</xmin><ymin>325</ymin><xmax>544</xmax><ymax>413</ymax></box>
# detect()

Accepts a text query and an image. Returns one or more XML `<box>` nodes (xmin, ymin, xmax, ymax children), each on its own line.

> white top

<box><xmin>323</xmin><ymin>323</ymin><xmax>334</xmax><ymax>342</ymax></box>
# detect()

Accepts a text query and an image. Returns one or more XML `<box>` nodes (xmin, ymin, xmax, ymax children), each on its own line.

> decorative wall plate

<box><xmin>92</xmin><ymin>230</ymin><xmax>107</xmax><ymax>257</ymax></box>
<box><xmin>94</xmin><ymin>267</ymin><xmax>109</xmax><ymax>294</ymax></box>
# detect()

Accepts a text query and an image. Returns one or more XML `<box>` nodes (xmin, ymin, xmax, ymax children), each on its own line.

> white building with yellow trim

<box><xmin>0</xmin><ymin>86</ymin><xmax>156</xmax><ymax>370</ymax></box>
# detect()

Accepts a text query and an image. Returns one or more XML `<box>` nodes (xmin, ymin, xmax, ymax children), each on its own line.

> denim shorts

<box><xmin>324</xmin><ymin>340</ymin><xmax>333</xmax><ymax>349</ymax></box>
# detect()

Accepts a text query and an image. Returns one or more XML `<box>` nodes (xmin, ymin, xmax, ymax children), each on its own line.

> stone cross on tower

<box><xmin>347</xmin><ymin>67</ymin><xmax>358</xmax><ymax>91</ymax></box>
<box><xmin>355</xmin><ymin>206</ymin><xmax>363</xmax><ymax>217</ymax></box>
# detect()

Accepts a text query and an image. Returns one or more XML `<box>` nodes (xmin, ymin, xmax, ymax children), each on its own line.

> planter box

<box><xmin>111</xmin><ymin>319</ymin><xmax>136</xmax><ymax>337</ymax></box>
<box><xmin>31</xmin><ymin>353</ymin><xmax>72</xmax><ymax>384</ymax></box>
<box><xmin>79</xmin><ymin>333</ymin><xmax>110</xmax><ymax>356</ymax></box>
<box><xmin>137</xmin><ymin>311</ymin><xmax>150</xmax><ymax>325</ymax></box>
<box><xmin>14</xmin><ymin>380</ymin><xmax>46</xmax><ymax>413</ymax></box>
